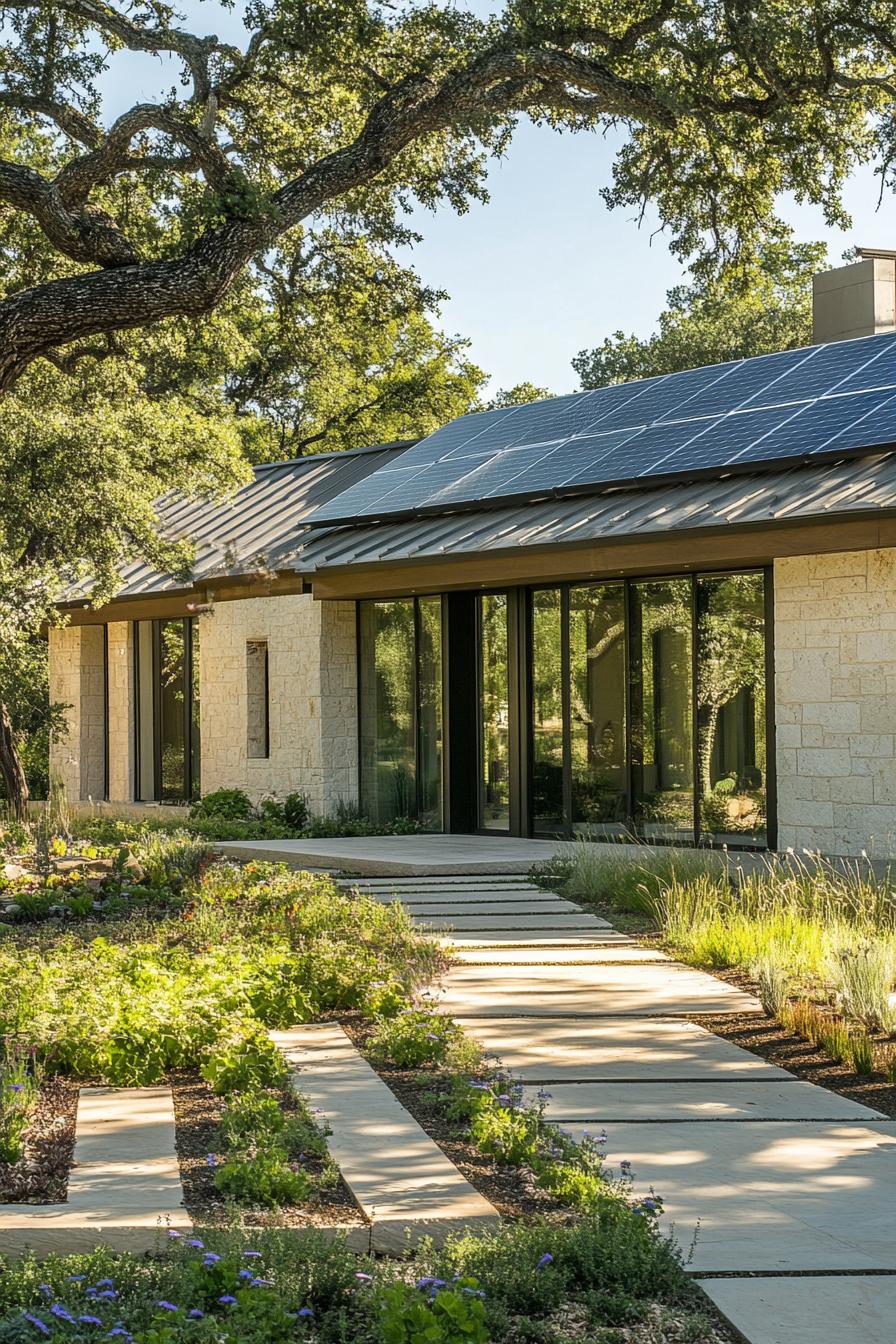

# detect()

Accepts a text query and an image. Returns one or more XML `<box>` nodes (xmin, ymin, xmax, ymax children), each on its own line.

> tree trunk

<box><xmin>696</xmin><ymin>701</ymin><xmax>720</xmax><ymax>799</ymax></box>
<box><xmin>0</xmin><ymin>699</ymin><xmax>29</xmax><ymax>820</ymax></box>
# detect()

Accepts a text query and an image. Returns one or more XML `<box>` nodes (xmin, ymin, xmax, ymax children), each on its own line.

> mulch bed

<box><xmin>169</xmin><ymin>1071</ymin><xmax>364</xmax><ymax>1228</ymax></box>
<box><xmin>341</xmin><ymin>1016</ymin><xmax>572</xmax><ymax>1221</ymax></box>
<box><xmin>0</xmin><ymin>1076</ymin><xmax>78</xmax><ymax>1204</ymax></box>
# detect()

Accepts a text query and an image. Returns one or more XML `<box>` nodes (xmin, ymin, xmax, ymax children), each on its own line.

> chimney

<box><xmin>812</xmin><ymin>248</ymin><xmax>896</xmax><ymax>344</ymax></box>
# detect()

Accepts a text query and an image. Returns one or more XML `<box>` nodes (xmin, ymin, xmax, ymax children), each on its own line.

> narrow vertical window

<box><xmin>246</xmin><ymin>640</ymin><xmax>270</xmax><ymax>759</ymax></box>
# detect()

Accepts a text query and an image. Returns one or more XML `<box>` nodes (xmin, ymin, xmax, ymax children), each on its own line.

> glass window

<box><xmin>246</xmin><ymin>640</ymin><xmax>269</xmax><ymax>760</ymax></box>
<box><xmin>479</xmin><ymin>593</ymin><xmax>510</xmax><ymax>831</ymax></box>
<box><xmin>696</xmin><ymin>573</ymin><xmax>767</xmax><ymax>845</ymax></box>
<box><xmin>630</xmin><ymin>578</ymin><xmax>694</xmax><ymax>844</ymax></box>
<box><xmin>531</xmin><ymin>589</ymin><xmax>565</xmax><ymax>834</ymax></box>
<box><xmin>417</xmin><ymin>597</ymin><xmax>443</xmax><ymax>829</ymax></box>
<box><xmin>358</xmin><ymin>598</ymin><xmax>443</xmax><ymax>828</ymax></box>
<box><xmin>569</xmin><ymin>583</ymin><xmax>627</xmax><ymax>837</ymax></box>
<box><xmin>134</xmin><ymin>617</ymin><xmax>200</xmax><ymax>803</ymax></box>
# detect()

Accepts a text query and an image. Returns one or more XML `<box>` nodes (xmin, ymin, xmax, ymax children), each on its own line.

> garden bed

<box><xmin>171</xmin><ymin>1071</ymin><xmax>364</xmax><ymax>1229</ymax></box>
<box><xmin>0</xmin><ymin>1075</ymin><xmax>78</xmax><ymax>1205</ymax></box>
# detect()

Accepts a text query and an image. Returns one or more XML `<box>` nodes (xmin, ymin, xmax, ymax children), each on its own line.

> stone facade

<box><xmin>197</xmin><ymin>594</ymin><xmax>358</xmax><ymax>814</ymax></box>
<box><xmin>49</xmin><ymin>624</ymin><xmax>107</xmax><ymax>801</ymax></box>
<box><xmin>774</xmin><ymin>547</ymin><xmax>896</xmax><ymax>857</ymax></box>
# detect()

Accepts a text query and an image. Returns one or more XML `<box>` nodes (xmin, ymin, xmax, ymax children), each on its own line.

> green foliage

<box><xmin>0</xmin><ymin>1040</ymin><xmax>39</xmax><ymax>1164</ymax></box>
<box><xmin>191</xmin><ymin>790</ymin><xmax>256</xmax><ymax>822</ymax></box>
<box><xmin>378</xmin><ymin>1278</ymin><xmax>489</xmax><ymax>1344</ymax></box>
<box><xmin>215</xmin><ymin>1150</ymin><xmax>313</xmax><ymax>1208</ymax></box>
<box><xmin>201</xmin><ymin>1026</ymin><xmax>289</xmax><ymax>1096</ymax></box>
<box><xmin>367</xmin><ymin>1010</ymin><xmax>469</xmax><ymax>1069</ymax></box>
<box><xmin>574</xmin><ymin>243</ymin><xmax>825</xmax><ymax>388</ymax></box>
<box><xmin>530</xmin><ymin>843</ymin><xmax>719</xmax><ymax>916</ymax></box>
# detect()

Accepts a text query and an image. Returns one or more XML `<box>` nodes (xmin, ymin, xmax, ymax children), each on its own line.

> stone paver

<box><xmin>697</xmin><ymin>1276</ymin><xmax>896</xmax><ymax>1344</ymax></box>
<box><xmin>600</xmin><ymin>1120</ymin><xmax>896</xmax><ymax>1272</ymax></box>
<box><xmin>453</xmin><ymin>945</ymin><xmax>668</xmax><ymax>964</ymax></box>
<box><xmin>272</xmin><ymin>1024</ymin><xmax>500</xmax><ymax>1250</ymax></box>
<box><xmin>437</xmin><ymin>962</ymin><xmax>761</xmax><ymax>1017</ymax></box>
<box><xmin>524</xmin><ymin>1079</ymin><xmax>886</xmax><ymax>1122</ymax></box>
<box><xmin>409</xmin><ymin>899</ymin><xmax>587</xmax><ymax>917</ymax></box>
<box><xmin>462</xmin><ymin>1017</ymin><xmax>795</xmax><ymax>1080</ymax></box>
<box><xmin>0</xmin><ymin>1087</ymin><xmax>189</xmax><ymax>1256</ymax></box>
<box><xmin>442</xmin><ymin>928</ymin><xmax>616</xmax><ymax>947</ymax></box>
<box><xmin>419</xmin><ymin>912</ymin><xmax>612</xmax><ymax>931</ymax></box>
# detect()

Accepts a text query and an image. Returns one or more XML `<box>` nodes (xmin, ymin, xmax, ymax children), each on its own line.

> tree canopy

<box><xmin>2</xmin><ymin>0</ymin><xmax>895</xmax><ymax>393</ymax></box>
<box><xmin>574</xmin><ymin>242</ymin><xmax>827</xmax><ymax>387</ymax></box>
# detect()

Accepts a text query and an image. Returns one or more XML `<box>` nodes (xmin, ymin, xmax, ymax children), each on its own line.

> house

<box><xmin>50</xmin><ymin>251</ymin><xmax>896</xmax><ymax>858</ymax></box>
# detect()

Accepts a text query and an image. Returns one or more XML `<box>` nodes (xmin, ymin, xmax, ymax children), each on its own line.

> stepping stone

<box><xmin>461</xmin><ymin>1017</ymin><xmax>794</xmax><ymax>1081</ymax></box>
<box><xmin>0</xmin><ymin>1087</ymin><xmax>190</xmax><ymax>1256</ymax></box>
<box><xmin>389</xmin><ymin>891</ymin><xmax>561</xmax><ymax>905</ymax></box>
<box><xmin>418</xmin><ymin>913</ymin><xmax>611</xmax><ymax>931</ymax></box>
<box><xmin>437</xmin><ymin>963</ymin><xmax>761</xmax><ymax>1017</ymax></box>
<box><xmin>408</xmin><ymin>899</ymin><xmax>584</xmax><ymax>917</ymax></box>
<box><xmin>600</xmin><ymin>1121</ymin><xmax>896</xmax><ymax>1272</ymax></box>
<box><xmin>272</xmin><ymin>1025</ymin><xmax>500</xmax><ymax>1251</ymax></box>
<box><xmin>442</xmin><ymin>928</ymin><xmax>616</xmax><ymax>947</ymax></box>
<box><xmin>453</xmin><ymin>945</ymin><xmax>668</xmax><ymax>964</ymax></box>
<box><xmin>698</xmin><ymin>1275</ymin><xmax>896</xmax><ymax>1344</ymax></box>
<box><xmin>526</xmin><ymin>1079</ymin><xmax>886</xmax><ymax>1122</ymax></box>
<box><xmin>343</xmin><ymin>879</ymin><xmax>544</xmax><ymax>891</ymax></box>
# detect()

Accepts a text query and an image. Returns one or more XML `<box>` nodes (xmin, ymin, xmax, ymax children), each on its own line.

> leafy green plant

<box><xmin>214</xmin><ymin>1150</ymin><xmax>312</xmax><ymax>1207</ymax></box>
<box><xmin>190</xmin><ymin>788</ymin><xmax>257</xmax><ymax>821</ymax></box>
<box><xmin>378</xmin><ymin>1278</ymin><xmax>489</xmax><ymax>1344</ymax></box>
<box><xmin>202</xmin><ymin>1026</ymin><xmax>288</xmax><ymax>1095</ymax></box>
<box><xmin>828</xmin><ymin>941</ymin><xmax>896</xmax><ymax>1033</ymax></box>
<box><xmin>283</xmin><ymin>792</ymin><xmax>311</xmax><ymax>831</ymax></box>
<box><xmin>846</xmin><ymin>1031</ymin><xmax>875</xmax><ymax>1077</ymax></box>
<box><xmin>0</xmin><ymin>1040</ymin><xmax>39</xmax><ymax>1163</ymax></box>
<box><xmin>368</xmin><ymin>1010</ymin><xmax>469</xmax><ymax>1069</ymax></box>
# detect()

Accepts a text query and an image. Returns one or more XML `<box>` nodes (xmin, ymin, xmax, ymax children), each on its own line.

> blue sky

<box><xmin>100</xmin><ymin>3</ymin><xmax>893</xmax><ymax>395</ymax></box>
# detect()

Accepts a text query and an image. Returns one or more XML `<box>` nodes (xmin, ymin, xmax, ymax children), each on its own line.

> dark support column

<box><xmin>444</xmin><ymin>592</ymin><xmax>479</xmax><ymax>833</ymax></box>
<box><xmin>508</xmin><ymin>589</ymin><xmax>530</xmax><ymax>837</ymax></box>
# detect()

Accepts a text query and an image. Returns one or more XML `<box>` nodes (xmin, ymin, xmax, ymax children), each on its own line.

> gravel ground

<box><xmin>0</xmin><ymin>1076</ymin><xmax>78</xmax><ymax>1204</ymax></box>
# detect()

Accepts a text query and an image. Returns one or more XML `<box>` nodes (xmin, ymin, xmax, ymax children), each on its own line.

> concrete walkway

<box><xmin>338</xmin><ymin>872</ymin><xmax>896</xmax><ymax>1344</ymax></box>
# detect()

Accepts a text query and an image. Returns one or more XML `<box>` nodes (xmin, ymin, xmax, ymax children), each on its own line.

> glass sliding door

<box><xmin>478</xmin><ymin>593</ymin><xmax>510</xmax><ymax>831</ymax></box>
<box><xmin>531</xmin><ymin>589</ymin><xmax>565</xmax><ymax>834</ymax></box>
<box><xmin>629</xmin><ymin>578</ymin><xmax>695</xmax><ymax>844</ymax></box>
<box><xmin>358</xmin><ymin>597</ymin><xmax>444</xmax><ymax>828</ymax></box>
<box><xmin>134</xmin><ymin>617</ymin><xmax>199</xmax><ymax>803</ymax></box>
<box><xmin>569</xmin><ymin>583</ymin><xmax>628</xmax><ymax>837</ymax></box>
<box><xmin>696</xmin><ymin>573</ymin><xmax>767</xmax><ymax>845</ymax></box>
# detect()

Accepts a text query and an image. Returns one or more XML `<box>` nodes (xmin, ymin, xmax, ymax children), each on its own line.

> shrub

<box><xmin>378</xmin><ymin>1278</ymin><xmax>489</xmax><ymax>1344</ymax></box>
<box><xmin>0</xmin><ymin>1040</ymin><xmax>40</xmax><ymax>1164</ymax></box>
<box><xmin>201</xmin><ymin>1026</ymin><xmax>289</xmax><ymax>1095</ymax></box>
<box><xmin>752</xmin><ymin>948</ymin><xmax>791</xmax><ymax>1017</ymax></box>
<box><xmin>877</xmin><ymin>1042</ymin><xmax>896</xmax><ymax>1084</ymax></box>
<box><xmin>191</xmin><ymin>789</ymin><xmax>256</xmax><ymax>821</ymax></box>
<box><xmin>214</xmin><ymin>1150</ymin><xmax>313</xmax><ymax>1207</ymax></box>
<box><xmin>846</xmin><ymin>1031</ymin><xmax>875</xmax><ymax>1077</ymax></box>
<box><xmin>283</xmin><ymin>792</ymin><xmax>311</xmax><ymax>831</ymax></box>
<box><xmin>367</xmin><ymin>1010</ymin><xmax>469</xmax><ymax>1069</ymax></box>
<box><xmin>827</xmin><ymin>940</ymin><xmax>896</xmax><ymax>1032</ymax></box>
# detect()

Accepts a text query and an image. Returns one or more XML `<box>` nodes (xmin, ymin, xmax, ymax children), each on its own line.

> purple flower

<box><xmin>156</xmin><ymin>1301</ymin><xmax>179</xmax><ymax>1312</ymax></box>
<box><xmin>167</xmin><ymin>1230</ymin><xmax>181</xmax><ymax>1239</ymax></box>
<box><xmin>218</xmin><ymin>1295</ymin><xmax>237</xmax><ymax>1305</ymax></box>
<box><xmin>536</xmin><ymin>1253</ymin><xmax>554</xmax><ymax>1271</ymax></box>
<box><xmin>238</xmin><ymin>1269</ymin><xmax>254</xmax><ymax>1279</ymax></box>
<box><xmin>203</xmin><ymin>1253</ymin><xmax>222</xmax><ymax>1265</ymax></box>
<box><xmin>95</xmin><ymin>1280</ymin><xmax>115</xmax><ymax>1289</ymax></box>
<box><xmin>206</xmin><ymin>1153</ymin><xmax>217</xmax><ymax>1168</ymax></box>
<box><xmin>242</xmin><ymin>1250</ymin><xmax>262</xmax><ymax>1258</ymax></box>
<box><xmin>297</xmin><ymin>1307</ymin><xmax>314</xmax><ymax>1318</ymax></box>
<box><xmin>187</xmin><ymin>1238</ymin><xmax>205</xmax><ymax>1249</ymax></box>
<box><xmin>50</xmin><ymin>1304</ymin><xmax>76</xmax><ymax>1322</ymax></box>
<box><xmin>78</xmin><ymin>1316</ymin><xmax>103</xmax><ymax>1326</ymax></box>
<box><xmin>68</xmin><ymin>1275</ymin><xmax>87</xmax><ymax>1282</ymax></box>
<box><xmin>188</xmin><ymin>1309</ymin><xmax>205</xmax><ymax>1319</ymax></box>
<box><xmin>250</xmin><ymin>1278</ymin><xmax>272</xmax><ymax>1288</ymax></box>
<box><xmin>22</xmin><ymin>1313</ymin><xmax>50</xmax><ymax>1336</ymax></box>
<box><xmin>98</xmin><ymin>1291</ymin><xmax>117</xmax><ymax>1300</ymax></box>
<box><xmin>106</xmin><ymin>1329</ymin><xmax>133</xmax><ymax>1341</ymax></box>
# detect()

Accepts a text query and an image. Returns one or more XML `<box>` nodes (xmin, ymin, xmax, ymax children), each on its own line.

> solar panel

<box><xmin>306</xmin><ymin>331</ymin><xmax>896</xmax><ymax>528</ymax></box>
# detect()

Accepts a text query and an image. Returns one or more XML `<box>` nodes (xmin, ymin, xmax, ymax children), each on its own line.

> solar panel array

<box><xmin>306</xmin><ymin>332</ymin><xmax>896</xmax><ymax>528</ymax></box>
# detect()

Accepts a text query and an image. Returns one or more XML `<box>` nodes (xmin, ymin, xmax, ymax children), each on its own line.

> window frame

<box><xmin>132</xmin><ymin>617</ymin><xmax>199</xmax><ymax>803</ymax></box>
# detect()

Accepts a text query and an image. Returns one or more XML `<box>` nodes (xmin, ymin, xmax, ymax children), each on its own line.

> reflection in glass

<box><xmin>696</xmin><ymin>573</ymin><xmax>766</xmax><ymax>844</ymax></box>
<box><xmin>569</xmin><ymin>583</ymin><xmax>627</xmax><ymax>836</ymax></box>
<box><xmin>359</xmin><ymin>600</ymin><xmax>416</xmax><ymax>825</ymax></box>
<box><xmin>479</xmin><ymin>594</ymin><xmax>510</xmax><ymax>830</ymax></box>
<box><xmin>531</xmin><ymin>589</ymin><xmax>564</xmax><ymax>833</ymax></box>
<box><xmin>630</xmin><ymin>579</ymin><xmax>694</xmax><ymax>843</ymax></box>
<box><xmin>135</xmin><ymin>620</ymin><xmax>156</xmax><ymax>802</ymax></box>
<box><xmin>159</xmin><ymin>619</ymin><xmax>187</xmax><ymax>802</ymax></box>
<box><xmin>190</xmin><ymin>619</ymin><xmax>200</xmax><ymax>800</ymax></box>
<box><xmin>417</xmin><ymin>596</ymin><xmax>443</xmax><ymax>829</ymax></box>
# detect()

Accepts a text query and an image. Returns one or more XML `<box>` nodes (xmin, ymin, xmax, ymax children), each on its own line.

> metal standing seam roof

<box><xmin>61</xmin><ymin>441</ymin><xmax>414</xmax><ymax>602</ymax></box>
<box><xmin>292</xmin><ymin>451</ymin><xmax>896</xmax><ymax>572</ymax></box>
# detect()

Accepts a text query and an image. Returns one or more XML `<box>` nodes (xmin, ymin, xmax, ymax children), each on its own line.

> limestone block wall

<box><xmin>48</xmin><ymin>624</ymin><xmax>107</xmax><ymax>801</ymax></box>
<box><xmin>774</xmin><ymin>548</ymin><xmax>896</xmax><ymax>857</ymax></box>
<box><xmin>106</xmin><ymin>621</ymin><xmax>134</xmax><ymax>802</ymax></box>
<box><xmin>198</xmin><ymin>594</ymin><xmax>358</xmax><ymax>814</ymax></box>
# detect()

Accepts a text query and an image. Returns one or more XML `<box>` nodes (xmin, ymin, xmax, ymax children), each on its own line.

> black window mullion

<box><xmin>151</xmin><ymin>620</ymin><xmax>162</xmax><ymax>802</ymax></box>
<box><xmin>183</xmin><ymin>618</ymin><xmax>194</xmax><ymax>803</ymax></box>
<box><xmin>763</xmin><ymin>566</ymin><xmax>777</xmax><ymax>852</ymax></box>
<box><xmin>691</xmin><ymin>576</ymin><xmax>701</xmax><ymax>847</ymax></box>
<box><xmin>413</xmin><ymin>597</ymin><xmax>422</xmax><ymax>820</ymax></box>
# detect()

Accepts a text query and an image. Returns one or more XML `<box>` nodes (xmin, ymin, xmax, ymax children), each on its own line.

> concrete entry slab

<box><xmin>525</xmin><ymin>1079</ymin><xmax>885</xmax><ymax>1122</ymax></box>
<box><xmin>601</xmin><ymin>1120</ymin><xmax>896</xmax><ymax>1272</ymax></box>
<box><xmin>272</xmin><ymin>1025</ymin><xmax>500</xmax><ymax>1250</ymax></box>
<box><xmin>437</xmin><ymin>963</ymin><xmax>761</xmax><ymax>1017</ymax></box>
<box><xmin>697</xmin><ymin>1275</ymin><xmax>896</xmax><ymax>1344</ymax></box>
<box><xmin>461</xmin><ymin>1018</ymin><xmax>793</xmax><ymax>1081</ymax></box>
<box><xmin>0</xmin><ymin>1086</ymin><xmax>190</xmax><ymax>1256</ymax></box>
<box><xmin>218</xmin><ymin>834</ymin><xmax>575</xmax><ymax>875</ymax></box>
